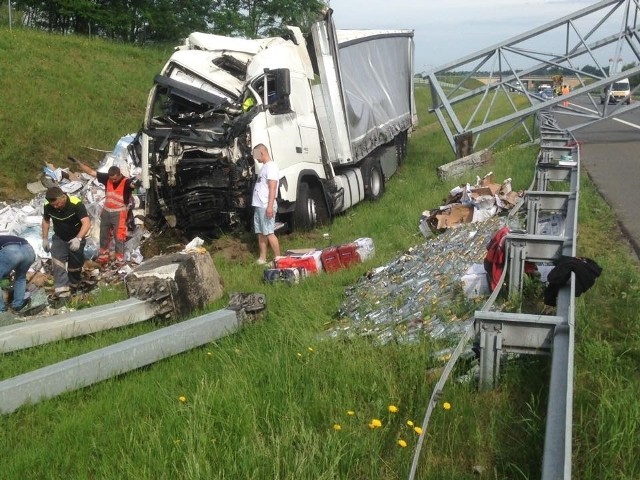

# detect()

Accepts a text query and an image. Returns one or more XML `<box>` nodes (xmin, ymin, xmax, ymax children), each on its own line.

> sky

<box><xmin>328</xmin><ymin>0</ymin><xmax>622</xmax><ymax>72</ymax></box>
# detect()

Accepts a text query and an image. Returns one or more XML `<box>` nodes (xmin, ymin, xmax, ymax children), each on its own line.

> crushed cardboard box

<box><xmin>419</xmin><ymin>172</ymin><xmax>523</xmax><ymax>237</ymax></box>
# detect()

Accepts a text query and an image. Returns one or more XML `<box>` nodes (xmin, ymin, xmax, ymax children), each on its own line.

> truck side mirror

<box><xmin>269</xmin><ymin>68</ymin><xmax>292</xmax><ymax>115</ymax></box>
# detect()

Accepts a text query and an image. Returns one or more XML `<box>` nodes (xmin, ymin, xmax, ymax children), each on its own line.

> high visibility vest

<box><xmin>104</xmin><ymin>179</ymin><xmax>127</xmax><ymax>212</ymax></box>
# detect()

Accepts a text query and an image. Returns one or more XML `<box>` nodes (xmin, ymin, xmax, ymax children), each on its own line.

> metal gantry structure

<box><xmin>425</xmin><ymin>0</ymin><xmax>640</xmax><ymax>156</ymax></box>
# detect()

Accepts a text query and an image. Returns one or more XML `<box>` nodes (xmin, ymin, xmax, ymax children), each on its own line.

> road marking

<box><xmin>569</xmin><ymin>102</ymin><xmax>640</xmax><ymax>130</ymax></box>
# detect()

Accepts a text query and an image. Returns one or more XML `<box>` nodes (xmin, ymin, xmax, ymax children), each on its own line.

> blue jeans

<box><xmin>0</xmin><ymin>243</ymin><xmax>35</xmax><ymax>311</ymax></box>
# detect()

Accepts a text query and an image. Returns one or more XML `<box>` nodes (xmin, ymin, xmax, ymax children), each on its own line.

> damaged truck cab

<box><xmin>140</xmin><ymin>10</ymin><xmax>416</xmax><ymax>237</ymax></box>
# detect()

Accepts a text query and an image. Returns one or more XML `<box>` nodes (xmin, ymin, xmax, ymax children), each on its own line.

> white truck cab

<box><xmin>139</xmin><ymin>10</ymin><xmax>416</xmax><ymax>237</ymax></box>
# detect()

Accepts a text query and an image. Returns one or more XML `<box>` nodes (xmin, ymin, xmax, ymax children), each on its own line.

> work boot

<box><xmin>97</xmin><ymin>250</ymin><xmax>110</xmax><ymax>265</ymax></box>
<box><xmin>11</xmin><ymin>299</ymin><xmax>31</xmax><ymax>313</ymax></box>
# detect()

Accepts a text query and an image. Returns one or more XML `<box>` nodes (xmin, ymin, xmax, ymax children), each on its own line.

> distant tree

<box><xmin>13</xmin><ymin>0</ymin><xmax>327</xmax><ymax>44</ymax></box>
<box><xmin>582</xmin><ymin>64</ymin><xmax>605</xmax><ymax>77</ymax></box>
<box><xmin>208</xmin><ymin>0</ymin><xmax>326</xmax><ymax>38</ymax></box>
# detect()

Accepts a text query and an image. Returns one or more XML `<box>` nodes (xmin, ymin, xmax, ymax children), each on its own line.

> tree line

<box><xmin>10</xmin><ymin>0</ymin><xmax>327</xmax><ymax>44</ymax></box>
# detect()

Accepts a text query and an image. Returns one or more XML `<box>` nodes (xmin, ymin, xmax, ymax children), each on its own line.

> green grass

<box><xmin>1</xmin><ymin>29</ymin><xmax>640</xmax><ymax>479</ymax></box>
<box><xmin>0</xmin><ymin>26</ymin><xmax>171</xmax><ymax>200</ymax></box>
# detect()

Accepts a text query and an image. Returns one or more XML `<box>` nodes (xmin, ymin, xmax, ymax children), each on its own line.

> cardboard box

<box><xmin>435</xmin><ymin>204</ymin><xmax>474</xmax><ymax>229</ymax></box>
<box><xmin>275</xmin><ymin>250</ymin><xmax>323</xmax><ymax>274</ymax></box>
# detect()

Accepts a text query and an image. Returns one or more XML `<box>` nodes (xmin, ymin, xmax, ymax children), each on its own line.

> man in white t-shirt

<box><xmin>251</xmin><ymin>144</ymin><xmax>281</xmax><ymax>264</ymax></box>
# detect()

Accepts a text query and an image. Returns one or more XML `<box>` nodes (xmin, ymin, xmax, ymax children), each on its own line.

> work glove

<box><xmin>67</xmin><ymin>156</ymin><xmax>80</xmax><ymax>165</ymax></box>
<box><xmin>68</xmin><ymin>237</ymin><xmax>81</xmax><ymax>252</ymax></box>
<box><xmin>42</xmin><ymin>238</ymin><xmax>50</xmax><ymax>253</ymax></box>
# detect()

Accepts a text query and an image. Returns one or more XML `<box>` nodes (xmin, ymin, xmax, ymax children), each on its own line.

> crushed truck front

<box><xmin>140</xmin><ymin>33</ymin><xmax>303</xmax><ymax>236</ymax></box>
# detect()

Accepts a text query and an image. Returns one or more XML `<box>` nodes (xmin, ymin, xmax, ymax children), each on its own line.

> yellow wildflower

<box><xmin>414</xmin><ymin>426</ymin><xmax>423</xmax><ymax>435</ymax></box>
<box><xmin>443</xmin><ymin>402</ymin><xmax>452</xmax><ymax>410</ymax></box>
<box><xmin>178</xmin><ymin>396</ymin><xmax>187</xmax><ymax>403</ymax></box>
<box><xmin>388</xmin><ymin>405</ymin><xmax>399</xmax><ymax>413</ymax></box>
<box><xmin>307</xmin><ymin>346</ymin><xmax>314</xmax><ymax>352</ymax></box>
<box><xmin>207</xmin><ymin>352</ymin><xmax>213</xmax><ymax>356</ymax></box>
<box><xmin>333</xmin><ymin>423</ymin><xmax>342</xmax><ymax>431</ymax></box>
<box><xmin>347</xmin><ymin>410</ymin><xmax>355</xmax><ymax>416</ymax></box>
<box><xmin>296</xmin><ymin>352</ymin><xmax>303</xmax><ymax>358</ymax></box>
<box><xmin>398</xmin><ymin>439</ymin><xmax>408</xmax><ymax>448</ymax></box>
<box><xmin>369</xmin><ymin>418</ymin><xmax>383</xmax><ymax>429</ymax></box>
<box><xmin>406</xmin><ymin>420</ymin><xmax>414</xmax><ymax>427</ymax></box>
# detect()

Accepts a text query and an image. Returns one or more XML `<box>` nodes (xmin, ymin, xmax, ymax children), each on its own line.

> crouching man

<box><xmin>41</xmin><ymin>187</ymin><xmax>91</xmax><ymax>301</ymax></box>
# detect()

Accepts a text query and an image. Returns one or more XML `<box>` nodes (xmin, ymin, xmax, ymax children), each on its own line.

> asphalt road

<box><xmin>555</xmin><ymin>98</ymin><xmax>640</xmax><ymax>259</ymax></box>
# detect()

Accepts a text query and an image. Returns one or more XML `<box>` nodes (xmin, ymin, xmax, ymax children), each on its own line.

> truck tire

<box><xmin>292</xmin><ymin>182</ymin><xmax>329</xmax><ymax>231</ymax></box>
<box><xmin>362</xmin><ymin>158</ymin><xmax>385</xmax><ymax>201</ymax></box>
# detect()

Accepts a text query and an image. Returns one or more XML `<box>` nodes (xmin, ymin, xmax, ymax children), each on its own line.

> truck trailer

<box><xmin>138</xmin><ymin>10</ymin><xmax>416</xmax><ymax>237</ymax></box>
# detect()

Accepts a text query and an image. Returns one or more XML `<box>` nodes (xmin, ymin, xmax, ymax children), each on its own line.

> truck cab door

<box><xmin>251</xmin><ymin>71</ymin><xmax>321</xmax><ymax>174</ymax></box>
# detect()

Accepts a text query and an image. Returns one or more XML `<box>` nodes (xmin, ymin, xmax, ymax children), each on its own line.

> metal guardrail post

<box><xmin>478</xmin><ymin>323</ymin><xmax>502</xmax><ymax>390</ymax></box>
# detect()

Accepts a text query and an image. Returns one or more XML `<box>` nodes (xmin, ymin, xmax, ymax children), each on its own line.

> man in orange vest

<box><xmin>70</xmin><ymin>158</ymin><xmax>140</xmax><ymax>266</ymax></box>
<box><xmin>561</xmin><ymin>84</ymin><xmax>570</xmax><ymax>107</ymax></box>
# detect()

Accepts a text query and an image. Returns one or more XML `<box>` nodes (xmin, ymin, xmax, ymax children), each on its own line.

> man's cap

<box><xmin>45</xmin><ymin>186</ymin><xmax>65</xmax><ymax>201</ymax></box>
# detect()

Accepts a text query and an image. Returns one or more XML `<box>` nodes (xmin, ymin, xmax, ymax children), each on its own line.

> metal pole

<box><xmin>8</xmin><ymin>0</ymin><xmax>12</xmax><ymax>30</ymax></box>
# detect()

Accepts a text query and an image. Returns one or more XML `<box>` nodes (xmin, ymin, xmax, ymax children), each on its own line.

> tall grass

<box><xmin>0</xmin><ymin>26</ymin><xmax>170</xmax><ymax>200</ymax></box>
<box><xmin>0</xmin><ymin>30</ymin><xmax>639</xmax><ymax>479</ymax></box>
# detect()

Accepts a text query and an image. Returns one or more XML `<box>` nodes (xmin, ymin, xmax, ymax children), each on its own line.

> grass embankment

<box><xmin>0</xmin><ymin>27</ymin><xmax>171</xmax><ymax>200</ymax></box>
<box><xmin>1</xmin><ymin>28</ymin><xmax>639</xmax><ymax>479</ymax></box>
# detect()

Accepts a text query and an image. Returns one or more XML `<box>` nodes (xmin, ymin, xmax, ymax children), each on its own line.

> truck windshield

<box><xmin>613</xmin><ymin>81</ymin><xmax>629</xmax><ymax>91</ymax></box>
<box><xmin>148</xmin><ymin>72</ymin><xmax>233</xmax><ymax>128</ymax></box>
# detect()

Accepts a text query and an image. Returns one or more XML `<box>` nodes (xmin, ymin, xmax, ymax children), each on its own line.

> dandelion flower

<box><xmin>296</xmin><ymin>352</ymin><xmax>303</xmax><ymax>358</ymax></box>
<box><xmin>207</xmin><ymin>352</ymin><xmax>213</xmax><ymax>356</ymax></box>
<box><xmin>388</xmin><ymin>405</ymin><xmax>399</xmax><ymax>413</ymax></box>
<box><xmin>333</xmin><ymin>423</ymin><xmax>342</xmax><ymax>431</ymax></box>
<box><xmin>178</xmin><ymin>396</ymin><xmax>187</xmax><ymax>403</ymax></box>
<box><xmin>414</xmin><ymin>426</ymin><xmax>423</xmax><ymax>435</ymax></box>
<box><xmin>398</xmin><ymin>439</ymin><xmax>408</xmax><ymax>448</ymax></box>
<box><xmin>443</xmin><ymin>402</ymin><xmax>452</xmax><ymax>410</ymax></box>
<box><xmin>347</xmin><ymin>410</ymin><xmax>355</xmax><ymax>416</ymax></box>
<box><xmin>307</xmin><ymin>346</ymin><xmax>314</xmax><ymax>352</ymax></box>
<box><xmin>368</xmin><ymin>418</ymin><xmax>383</xmax><ymax>429</ymax></box>
<box><xmin>406</xmin><ymin>420</ymin><xmax>414</xmax><ymax>427</ymax></box>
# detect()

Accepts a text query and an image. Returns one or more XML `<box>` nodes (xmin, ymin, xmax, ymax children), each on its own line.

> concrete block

<box><xmin>125</xmin><ymin>250</ymin><xmax>224</xmax><ymax>317</ymax></box>
<box><xmin>437</xmin><ymin>149</ymin><xmax>494</xmax><ymax>180</ymax></box>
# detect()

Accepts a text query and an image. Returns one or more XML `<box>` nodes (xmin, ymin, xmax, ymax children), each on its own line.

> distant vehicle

<box><xmin>600</xmin><ymin>78</ymin><xmax>631</xmax><ymax>105</ymax></box>
<box><xmin>509</xmin><ymin>81</ymin><xmax>524</xmax><ymax>92</ymax></box>
<box><xmin>540</xmin><ymin>87</ymin><xmax>554</xmax><ymax>100</ymax></box>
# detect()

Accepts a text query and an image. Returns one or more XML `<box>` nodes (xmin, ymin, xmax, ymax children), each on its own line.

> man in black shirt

<box><xmin>41</xmin><ymin>187</ymin><xmax>91</xmax><ymax>300</ymax></box>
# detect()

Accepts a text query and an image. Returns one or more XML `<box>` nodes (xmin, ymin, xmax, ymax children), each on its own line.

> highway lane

<box><xmin>554</xmin><ymin>97</ymin><xmax>640</xmax><ymax>259</ymax></box>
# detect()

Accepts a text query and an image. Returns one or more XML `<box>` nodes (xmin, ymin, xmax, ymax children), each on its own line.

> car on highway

<box><xmin>540</xmin><ymin>87</ymin><xmax>555</xmax><ymax>100</ymax></box>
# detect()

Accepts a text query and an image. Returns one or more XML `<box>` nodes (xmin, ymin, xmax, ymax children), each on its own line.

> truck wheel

<box><xmin>362</xmin><ymin>158</ymin><xmax>385</xmax><ymax>201</ymax></box>
<box><xmin>292</xmin><ymin>182</ymin><xmax>329</xmax><ymax>231</ymax></box>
